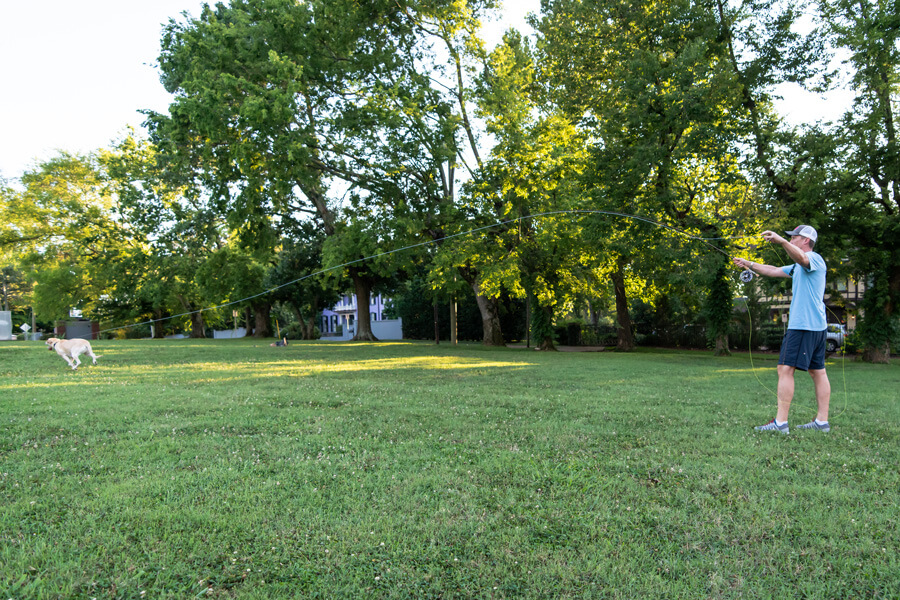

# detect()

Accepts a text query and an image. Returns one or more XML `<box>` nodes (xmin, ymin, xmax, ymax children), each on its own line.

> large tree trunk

<box><xmin>535</xmin><ymin>304</ymin><xmax>557</xmax><ymax>351</ymax></box>
<box><xmin>458</xmin><ymin>267</ymin><xmax>504</xmax><ymax>346</ymax></box>
<box><xmin>176</xmin><ymin>295</ymin><xmax>206</xmax><ymax>338</ymax></box>
<box><xmin>151</xmin><ymin>309</ymin><xmax>166</xmax><ymax>339</ymax></box>
<box><xmin>350</xmin><ymin>269</ymin><xmax>378</xmax><ymax>341</ymax></box>
<box><xmin>253</xmin><ymin>302</ymin><xmax>271</xmax><ymax>338</ymax></box>
<box><xmin>243</xmin><ymin>306</ymin><xmax>254</xmax><ymax>337</ymax></box>
<box><xmin>714</xmin><ymin>334</ymin><xmax>731</xmax><ymax>357</ymax></box>
<box><xmin>473</xmin><ymin>287</ymin><xmax>505</xmax><ymax>346</ymax></box>
<box><xmin>611</xmin><ymin>262</ymin><xmax>635</xmax><ymax>352</ymax></box>
<box><xmin>189</xmin><ymin>311</ymin><xmax>206</xmax><ymax>338</ymax></box>
<box><xmin>587</xmin><ymin>298</ymin><xmax>600</xmax><ymax>327</ymax></box>
<box><xmin>862</xmin><ymin>342</ymin><xmax>891</xmax><ymax>364</ymax></box>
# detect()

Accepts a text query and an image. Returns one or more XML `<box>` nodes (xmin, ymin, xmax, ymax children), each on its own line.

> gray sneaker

<box><xmin>755</xmin><ymin>419</ymin><xmax>789</xmax><ymax>434</ymax></box>
<box><xmin>796</xmin><ymin>420</ymin><xmax>830</xmax><ymax>432</ymax></box>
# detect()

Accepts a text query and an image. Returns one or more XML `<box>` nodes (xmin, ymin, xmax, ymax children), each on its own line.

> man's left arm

<box><xmin>762</xmin><ymin>230</ymin><xmax>810</xmax><ymax>267</ymax></box>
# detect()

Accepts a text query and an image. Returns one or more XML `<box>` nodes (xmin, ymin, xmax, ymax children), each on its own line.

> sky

<box><xmin>0</xmin><ymin>0</ymin><xmax>850</xmax><ymax>180</ymax></box>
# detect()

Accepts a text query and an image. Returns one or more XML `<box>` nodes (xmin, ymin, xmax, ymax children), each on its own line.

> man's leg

<box><xmin>808</xmin><ymin>368</ymin><xmax>831</xmax><ymax>422</ymax></box>
<box><xmin>775</xmin><ymin>364</ymin><xmax>796</xmax><ymax>423</ymax></box>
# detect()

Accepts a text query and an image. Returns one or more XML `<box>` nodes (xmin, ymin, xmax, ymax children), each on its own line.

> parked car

<box><xmin>826</xmin><ymin>323</ymin><xmax>846</xmax><ymax>352</ymax></box>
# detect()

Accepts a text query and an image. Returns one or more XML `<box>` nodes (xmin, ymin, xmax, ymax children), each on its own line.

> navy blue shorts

<box><xmin>779</xmin><ymin>329</ymin><xmax>827</xmax><ymax>371</ymax></box>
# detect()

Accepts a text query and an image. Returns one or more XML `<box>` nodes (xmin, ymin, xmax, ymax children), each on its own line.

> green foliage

<box><xmin>815</xmin><ymin>0</ymin><xmax>900</xmax><ymax>361</ymax></box>
<box><xmin>2</xmin><ymin>152</ymin><xmax>151</xmax><ymax>325</ymax></box>
<box><xmin>265</xmin><ymin>222</ymin><xmax>340</xmax><ymax>339</ymax></box>
<box><xmin>528</xmin><ymin>291</ymin><xmax>556</xmax><ymax>349</ymax></box>
<box><xmin>0</xmin><ymin>266</ymin><xmax>30</xmax><ymax>314</ymax></box>
<box><xmin>842</xmin><ymin>328</ymin><xmax>863</xmax><ymax>355</ymax></box>
<box><xmin>392</xmin><ymin>276</ymin><xmax>525</xmax><ymax>342</ymax></box>
<box><xmin>703</xmin><ymin>264</ymin><xmax>734</xmax><ymax>351</ymax></box>
<box><xmin>856</xmin><ymin>268</ymin><xmax>900</xmax><ymax>356</ymax></box>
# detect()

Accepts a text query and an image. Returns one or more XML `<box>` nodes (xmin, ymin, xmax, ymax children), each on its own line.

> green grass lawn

<box><xmin>1</xmin><ymin>339</ymin><xmax>898</xmax><ymax>599</ymax></box>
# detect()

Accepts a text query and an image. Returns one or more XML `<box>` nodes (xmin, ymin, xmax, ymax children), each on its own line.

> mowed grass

<box><xmin>1</xmin><ymin>339</ymin><xmax>898</xmax><ymax>599</ymax></box>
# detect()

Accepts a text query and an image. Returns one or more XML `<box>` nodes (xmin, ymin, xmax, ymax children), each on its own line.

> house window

<box><xmin>371</xmin><ymin>312</ymin><xmax>377</xmax><ymax>322</ymax></box>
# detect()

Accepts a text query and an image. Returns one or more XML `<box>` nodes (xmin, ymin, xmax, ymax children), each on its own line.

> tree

<box><xmin>147</xmin><ymin>0</ymin><xmax>501</xmax><ymax>342</ymax></box>
<box><xmin>321</xmin><ymin>214</ymin><xmax>412</xmax><ymax>341</ymax></box>
<box><xmin>105</xmin><ymin>135</ymin><xmax>225</xmax><ymax>338</ymax></box>
<box><xmin>716</xmin><ymin>0</ymin><xmax>831</xmax><ymax>205</ymax></box>
<box><xmin>536</xmin><ymin>0</ymin><xmax>754</xmax><ymax>352</ymax></box>
<box><xmin>704</xmin><ymin>264</ymin><xmax>734</xmax><ymax>355</ymax></box>
<box><xmin>264</xmin><ymin>220</ymin><xmax>339</xmax><ymax>340</ymax></box>
<box><xmin>195</xmin><ymin>242</ymin><xmax>273</xmax><ymax>338</ymax></box>
<box><xmin>2</xmin><ymin>153</ymin><xmax>143</xmax><ymax>329</ymax></box>
<box><xmin>819</xmin><ymin>0</ymin><xmax>900</xmax><ymax>362</ymax></box>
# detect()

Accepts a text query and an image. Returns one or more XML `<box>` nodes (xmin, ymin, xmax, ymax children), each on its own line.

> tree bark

<box><xmin>176</xmin><ymin>295</ymin><xmax>206</xmax><ymax>338</ymax></box>
<box><xmin>151</xmin><ymin>309</ymin><xmax>166</xmax><ymax>339</ymax></box>
<box><xmin>536</xmin><ymin>305</ymin><xmax>557</xmax><ymax>351</ymax></box>
<box><xmin>190</xmin><ymin>311</ymin><xmax>206</xmax><ymax>338</ymax></box>
<box><xmin>287</xmin><ymin>299</ymin><xmax>320</xmax><ymax>340</ymax></box>
<box><xmin>458</xmin><ymin>267</ymin><xmax>505</xmax><ymax>346</ymax></box>
<box><xmin>714</xmin><ymin>334</ymin><xmax>731</xmax><ymax>357</ymax></box>
<box><xmin>243</xmin><ymin>306</ymin><xmax>254</xmax><ymax>337</ymax></box>
<box><xmin>473</xmin><ymin>286</ymin><xmax>505</xmax><ymax>346</ymax></box>
<box><xmin>252</xmin><ymin>302</ymin><xmax>271</xmax><ymax>338</ymax></box>
<box><xmin>611</xmin><ymin>262</ymin><xmax>635</xmax><ymax>352</ymax></box>
<box><xmin>303</xmin><ymin>297</ymin><xmax>320</xmax><ymax>339</ymax></box>
<box><xmin>350</xmin><ymin>268</ymin><xmax>378</xmax><ymax>341</ymax></box>
<box><xmin>862</xmin><ymin>343</ymin><xmax>891</xmax><ymax>364</ymax></box>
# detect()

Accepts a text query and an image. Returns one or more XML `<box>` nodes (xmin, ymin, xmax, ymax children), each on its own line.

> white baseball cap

<box><xmin>785</xmin><ymin>224</ymin><xmax>817</xmax><ymax>242</ymax></box>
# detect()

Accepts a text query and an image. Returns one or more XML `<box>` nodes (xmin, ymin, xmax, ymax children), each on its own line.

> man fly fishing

<box><xmin>733</xmin><ymin>225</ymin><xmax>831</xmax><ymax>434</ymax></box>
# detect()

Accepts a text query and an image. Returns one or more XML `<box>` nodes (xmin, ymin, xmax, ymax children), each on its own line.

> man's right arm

<box><xmin>733</xmin><ymin>257</ymin><xmax>790</xmax><ymax>278</ymax></box>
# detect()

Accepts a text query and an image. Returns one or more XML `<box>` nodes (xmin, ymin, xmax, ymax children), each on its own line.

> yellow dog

<box><xmin>45</xmin><ymin>337</ymin><xmax>100</xmax><ymax>370</ymax></box>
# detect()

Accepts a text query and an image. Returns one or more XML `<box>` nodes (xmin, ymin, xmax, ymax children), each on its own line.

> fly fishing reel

<box><xmin>740</xmin><ymin>269</ymin><xmax>755</xmax><ymax>283</ymax></box>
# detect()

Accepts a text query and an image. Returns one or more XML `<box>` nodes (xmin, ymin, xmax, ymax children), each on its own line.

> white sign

<box><xmin>69</xmin><ymin>309</ymin><xmax>83</xmax><ymax>318</ymax></box>
<box><xmin>20</xmin><ymin>324</ymin><xmax>30</xmax><ymax>332</ymax></box>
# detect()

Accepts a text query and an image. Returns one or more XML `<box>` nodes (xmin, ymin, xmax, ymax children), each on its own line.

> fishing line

<box><xmin>89</xmin><ymin>206</ymin><xmax>848</xmax><ymax>416</ymax></box>
<box><xmin>94</xmin><ymin>208</ymin><xmax>845</xmax><ymax>412</ymax></box>
<box><xmin>95</xmin><ymin>209</ymin><xmax>750</xmax><ymax>337</ymax></box>
<box><xmin>738</xmin><ymin>296</ymin><xmax>778</xmax><ymax>398</ymax></box>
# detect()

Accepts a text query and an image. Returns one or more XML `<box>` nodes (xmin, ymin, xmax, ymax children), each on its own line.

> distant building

<box><xmin>55</xmin><ymin>318</ymin><xmax>99</xmax><ymax>340</ymax></box>
<box><xmin>321</xmin><ymin>293</ymin><xmax>402</xmax><ymax>340</ymax></box>
<box><xmin>756</xmin><ymin>275</ymin><xmax>867</xmax><ymax>330</ymax></box>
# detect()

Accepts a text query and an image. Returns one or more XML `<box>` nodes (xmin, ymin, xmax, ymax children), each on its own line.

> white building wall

<box><xmin>0</xmin><ymin>311</ymin><xmax>12</xmax><ymax>340</ymax></box>
<box><xmin>213</xmin><ymin>327</ymin><xmax>248</xmax><ymax>339</ymax></box>
<box><xmin>372</xmin><ymin>318</ymin><xmax>403</xmax><ymax>340</ymax></box>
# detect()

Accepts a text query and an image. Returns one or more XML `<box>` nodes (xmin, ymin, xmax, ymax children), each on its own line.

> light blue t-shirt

<box><xmin>780</xmin><ymin>251</ymin><xmax>827</xmax><ymax>331</ymax></box>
